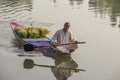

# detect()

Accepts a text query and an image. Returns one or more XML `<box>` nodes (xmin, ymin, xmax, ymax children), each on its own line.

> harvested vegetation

<box><xmin>14</xmin><ymin>26</ymin><xmax>50</xmax><ymax>38</ymax></box>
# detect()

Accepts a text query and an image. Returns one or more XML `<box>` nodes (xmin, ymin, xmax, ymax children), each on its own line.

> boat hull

<box><xmin>10</xmin><ymin>22</ymin><xmax>70</xmax><ymax>55</ymax></box>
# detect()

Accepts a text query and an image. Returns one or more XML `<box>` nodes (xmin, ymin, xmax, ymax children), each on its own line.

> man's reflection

<box><xmin>23</xmin><ymin>55</ymin><xmax>84</xmax><ymax>80</ymax></box>
<box><xmin>50</xmin><ymin>55</ymin><xmax>79</xmax><ymax>80</ymax></box>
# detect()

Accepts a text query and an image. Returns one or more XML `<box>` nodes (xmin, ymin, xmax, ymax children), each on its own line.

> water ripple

<box><xmin>0</xmin><ymin>0</ymin><xmax>34</xmax><ymax>22</ymax></box>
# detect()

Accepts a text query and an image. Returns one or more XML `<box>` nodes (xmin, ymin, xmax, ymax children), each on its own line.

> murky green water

<box><xmin>0</xmin><ymin>0</ymin><xmax>120</xmax><ymax>80</ymax></box>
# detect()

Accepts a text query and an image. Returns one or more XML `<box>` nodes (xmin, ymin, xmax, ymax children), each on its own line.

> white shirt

<box><xmin>52</xmin><ymin>29</ymin><xmax>74</xmax><ymax>44</ymax></box>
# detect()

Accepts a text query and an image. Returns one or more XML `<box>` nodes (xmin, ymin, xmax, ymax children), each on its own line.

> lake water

<box><xmin>0</xmin><ymin>0</ymin><xmax>120</xmax><ymax>80</ymax></box>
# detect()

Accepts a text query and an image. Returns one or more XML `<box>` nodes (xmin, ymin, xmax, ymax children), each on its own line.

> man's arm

<box><xmin>69</xmin><ymin>31</ymin><xmax>75</xmax><ymax>42</ymax></box>
<box><xmin>52</xmin><ymin>31</ymin><xmax>59</xmax><ymax>43</ymax></box>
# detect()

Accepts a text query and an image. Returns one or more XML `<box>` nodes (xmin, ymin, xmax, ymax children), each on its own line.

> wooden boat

<box><xmin>10</xmin><ymin>22</ymin><xmax>86</xmax><ymax>55</ymax></box>
<box><xmin>10</xmin><ymin>22</ymin><xmax>72</xmax><ymax>55</ymax></box>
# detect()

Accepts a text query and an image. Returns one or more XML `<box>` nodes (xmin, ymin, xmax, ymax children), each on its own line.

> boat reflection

<box><xmin>23</xmin><ymin>55</ymin><xmax>85</xmax><ymax>80</ymax></box>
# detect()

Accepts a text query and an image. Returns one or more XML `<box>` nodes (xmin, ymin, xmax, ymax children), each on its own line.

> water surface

<box><xmin>0</xmin><ymin>0</ymin><xmax>120</xmax><ymax>80</ymax></box>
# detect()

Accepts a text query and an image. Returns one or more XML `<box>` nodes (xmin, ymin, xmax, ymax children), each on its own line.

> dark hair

<box><xmin>64</xmin><ymin>22</ymin><xmax>70</xmax><ymax>26</ymax></box>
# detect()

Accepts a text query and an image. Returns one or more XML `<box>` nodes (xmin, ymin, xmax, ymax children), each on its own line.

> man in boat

<box><xmin>52</xmin><ymin>22</ymin><xmax>78</xmax><ymax>53</ymax></box>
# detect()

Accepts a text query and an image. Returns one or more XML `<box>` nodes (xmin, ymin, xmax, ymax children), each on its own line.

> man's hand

<box><xmin>74</xmin><ymin>41</ymin><xmax>79</xmax><ymax>44</ymax></box>
<box><xmin>51</xmin><ymin>42</ymin><xmax>57</xmax><ymax>48</ymax></box>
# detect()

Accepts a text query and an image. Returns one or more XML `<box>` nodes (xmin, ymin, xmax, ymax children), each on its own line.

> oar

<box><xmin>55</xmin><ymin>41</ymin><xmax>86</xmax><ymax>46</ymax></box>
<box><xmin>24</xmin><ymin>59</ymin><xmax>86</xmax><ymax>72</ymax></box>
<box><xmin>24</xmin><ymin>41</ymin><xmax>86</xmax><ymax>51</ymax></box>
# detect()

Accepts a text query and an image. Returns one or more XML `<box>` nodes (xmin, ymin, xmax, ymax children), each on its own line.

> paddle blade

<box><xmin>23</xmin><ymin>59</ymin><xmax>34</xmax><ymax>69</ymax></box>
<box><xmin>24</xmin><ymin>44</ymin><xmax>34</xmax><ymax>51</ymax></box>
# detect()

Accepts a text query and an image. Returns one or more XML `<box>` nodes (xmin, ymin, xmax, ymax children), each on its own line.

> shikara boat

<box><xmin>11</xmin><ymin>22</ymin><xmax>85</xmax><ymax>55</ymax></box>
<box><xmin>10</xmin><ymin>22</ymin><xmax>73</xmax><ymax>55</ymax></box>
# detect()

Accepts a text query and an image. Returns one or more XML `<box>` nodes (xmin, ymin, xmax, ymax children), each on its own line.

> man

<box><xmin>52</xmin><ymin>22</ymin><xmax>78</xmax><ymax>53</ymax></box>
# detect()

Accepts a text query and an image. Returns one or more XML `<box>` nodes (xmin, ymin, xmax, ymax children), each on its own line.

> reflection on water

<box><xmin>51</xmin><ymin>0</ymin><xmax>83</xmax><ymax>7</ymax></box>
<box><xmin>0</xmin><ymin>0</ymin><xmax>84</xmax><ymax>22</ymax></box>
<box><xmin>0</xmin><ymin>0</ymin><xmax>120</xmax><ymax>28</ymax></box>
<box><xmin>0</xmin><ymin>0</ymin><xmax>33</xmax><ymax>21</ymax></box>
<box><xmin>89</xmin><ymin>0</ymin><xmax>120</xmax><ymax>28</ymax></box>
<box><xmin>23</xmin><ymin>55</ymin><xmax>85</xmax><ymax>80</ymax></box>
<box><xmin>69</xmin><ymin>0</ymin><xmax>83</xmax><ymax>6</ymax></box>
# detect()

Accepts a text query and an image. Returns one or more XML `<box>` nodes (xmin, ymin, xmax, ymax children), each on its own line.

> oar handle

<box><xmin>78</xmin><ymin>42</ymin><xmax>86</xmax><ymax>44</ymax></box>
<box><xmin>35</xmin><ymin>64</ymin><xmax>85</xmax><ymax>71</ymax></box>
<box><xmin>56</xmin><ymin>41</ymin><xmax>86</xmax><ymax>46</ymax></box>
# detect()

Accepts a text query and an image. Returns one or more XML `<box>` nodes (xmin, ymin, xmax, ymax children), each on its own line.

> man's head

<box><xmin>63</xmin><ymin>22</ymin><xmax>71</xmax><ymax>32</ymax></box>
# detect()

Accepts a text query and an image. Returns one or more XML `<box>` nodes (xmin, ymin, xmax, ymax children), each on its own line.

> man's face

<box><xmin>64</xmin><ymin>23</ymin><xmax>70</xmax><ymax>31</ymax></box>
